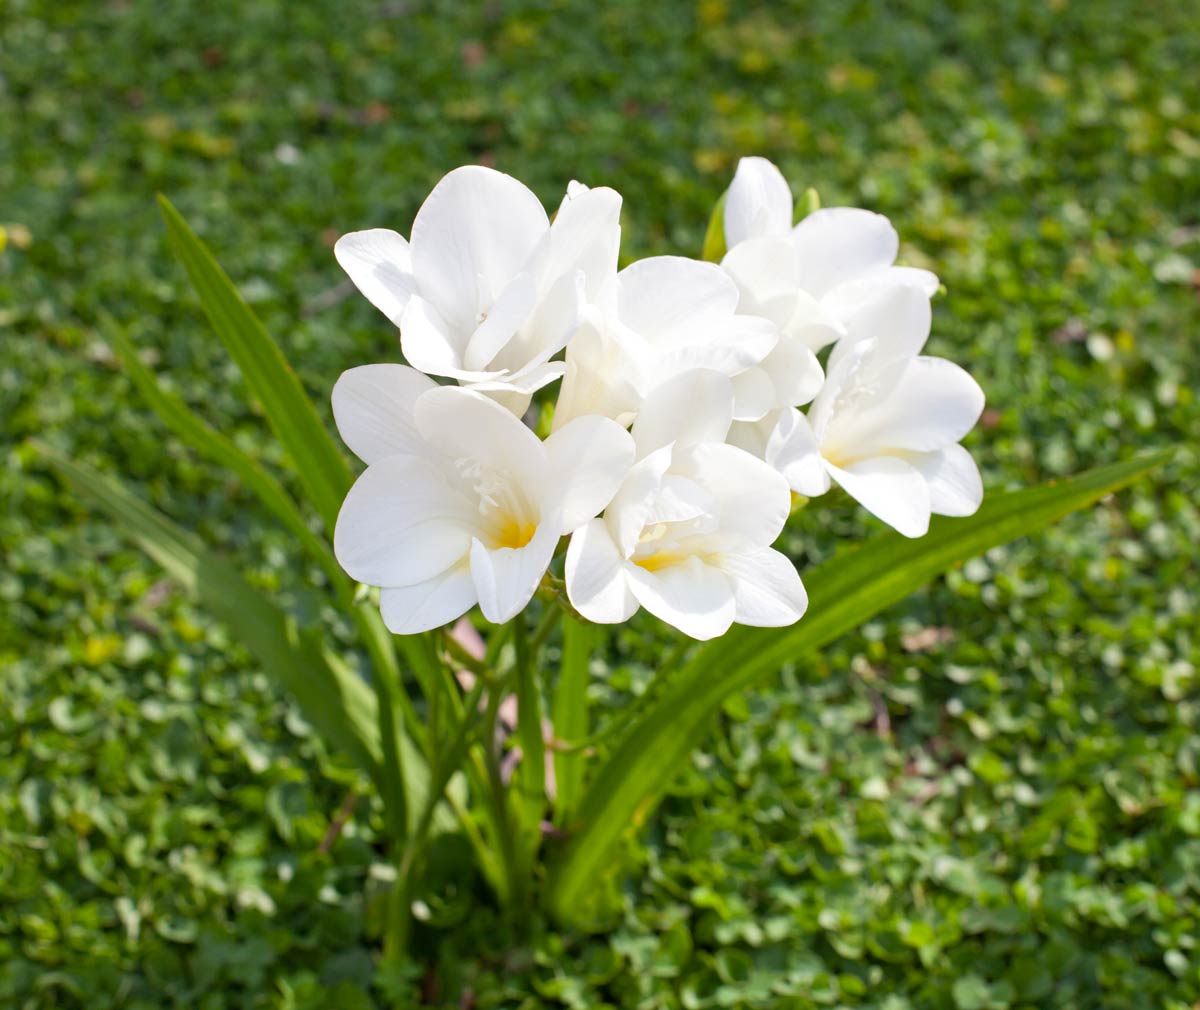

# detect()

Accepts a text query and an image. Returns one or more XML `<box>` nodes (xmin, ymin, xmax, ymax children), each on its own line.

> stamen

<box><xmin>453</xmin><ymin>455</ymin><xmax>536</xmax><ymax>546</ymax></box>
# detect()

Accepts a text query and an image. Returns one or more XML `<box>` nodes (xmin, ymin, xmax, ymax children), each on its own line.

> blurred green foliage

<box><xmin>1</xmin><ymin>0</ymin><xmax>1198</xmax><ymax>1007</ymax></box>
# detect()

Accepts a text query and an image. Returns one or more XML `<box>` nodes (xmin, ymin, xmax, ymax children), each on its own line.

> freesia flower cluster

<box><xmin>330</xmin><ymin>159</ymin><xmax>985</xmax><ymax>640</ymax></box>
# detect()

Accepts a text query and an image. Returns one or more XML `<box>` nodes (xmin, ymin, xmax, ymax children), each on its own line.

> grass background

<box><xmin>2</xmin><ymin>0</ymin><xmax>1198</xmax><ymax>1007</ymax></box>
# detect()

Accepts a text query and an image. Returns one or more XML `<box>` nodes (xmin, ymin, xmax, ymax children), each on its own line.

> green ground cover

<box><xmin>2</xmin><ymin>0</ymin><xmax>1198</xmax><ymax>1006</ymax></box>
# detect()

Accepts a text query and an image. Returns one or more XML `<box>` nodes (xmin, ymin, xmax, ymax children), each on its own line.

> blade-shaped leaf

<box><xmin>103</xmin><ymin>315</ymin><xmax>421</xmax><ymax>834</ymax></box>
<box><xmin>103</xmin><ymin>315</ymin><xmax>346</xmax><ymax>590</ymax></box>
<box><xmin>157</xmin><ymin>195</ymin><xmax>352</xmax><ymax>532</ymax></box>
<box><xmin>546</xmin><ymin>451</ymin><xmax>1171</xmax><ymax>927</ymax></box>
<box><xmin>42</xmin><ymin>446</ymin><xmax>383</xmax><ymax>786</ymax></box>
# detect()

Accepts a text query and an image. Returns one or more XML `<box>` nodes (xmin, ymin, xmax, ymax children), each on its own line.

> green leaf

<box><xmin>103</xmin><ymin>313</ymin><xmax>417</xmax><ymax>836</ymax></box>
<box><xmin>552</xmin><ymin>614</ymin><xmax>597</xmax><ymax>826</ymax></box>
<box><xmin>545</xmin><ymin>451</ymin><xmax>1171</xmax><ymax>928</ymax></box>
<box><xmin>157</xmin><ymin>195</ymin><xmax>352</xmax><ymax>532</ymax></box>
<box><xmin>700</xmin><ymin>190</ymin><xmax>727</xmax><ymax>263</ymax></box>
<box><xmin>41</xmin><ymin>446</ymin><xmax>383</xmax><ymax>786</ymax></box>
<box><xmin>102</xmin><ymin>314</ymin><xmax>345</xmax><ymax>590</ymax></box>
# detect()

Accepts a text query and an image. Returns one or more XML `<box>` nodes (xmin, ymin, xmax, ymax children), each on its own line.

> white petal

<box><xmin>884</xmin><ymin>266</ymin><xmax>939</xmax><ymax>296</ymax></box>
<box><xmin>334</xmin><ymin>455</ymin><xmax>474</xmax><ymax>587</ymax></box>
<box><xmin>652</xmin><ymin>314</ymin><xmax>779</xmax><ymax>382</ymax></box>
<box><xmin>790</xmin><ymin>207</ymin><xmax>899</xmax><ymax>298</ymax></box>
<box><xmin>825</xmin><ymin>355</ymin><xmax>984</xmax><ymax>457</ymax></box>
<box><xmin>679</xmin><ymin>442</ymin><xmax>791</xmax><ymax>549</ymax></box>
<box><xmin>720</xmin><ymin>547</ymin><xmax>808</xmax><ymax>627</ymax></box>
<box><xmin>730</xmin><ymin>365</ymin><xmax>777</xmax><ymax>421</ymax></box>
<box><xmin>467</xmin><ymin>360</ymin><xmax>567</xmax><ymax>396</ymax></box>
<box><xmin>840</xmin><ymin>282</ymin><xmax>932</xmax><ymax>364</ymax></box>
<box><xmin>644</xmin><ymin>474</ymin><xmax>716</xmax><ymax>526</ymax></box>
<box><xmin>723</xmin><ymin>157</ymin><xmax>793</xmax><ymax>248</ymax></box>
<box><xmin>544</xmin><ymin>415</ymin><xmax>636</xmax><ymax>533</ymax></box>
<box><xmin>617</xmin><ymin>256</ymin><xmax>739</xmax><ymax>348</ymax></box>
<box><xmin>626</xmin><ymin>556</ymin><xmax>736</xmax><ymax>641</ymax></box>
<box><xmin>334</xmin><ymin>229</ymin><xmax>417</xmax><ymax>328</ymax></box>
<box><xmin>821</xmin><ymin>266</ymin><xmax>939</xmax><ymax>323</ymax></box>
<box><xmin>785</xmin><ymin>288</ymin><xmax>846</xmax><ymax>351</ymax></box>
<box><xmin>720</xmin><ymin>235</ymin><xmax>802</xmax><ymax>332</ymax></box>
<box><xmin>826</xmin><ymin>456</ymin><xmax>931</xmax><ymax>538</ymax></box>
<box><xmin>400</xmin><ymin>295</ymin><xmax>469</xmax><ymax>377</ymax></box>
<box><xmin>726</xmin><ymin>417</ymin><xmax>770</xmax><ymax>460</ymax></box>
<box><xmin>910</xmin><ymin>444</ymin><xmax>983</xmax><ymax>518</ymax></box>
<box><xmin>805</xmin><ymin>335</ymin><xmax>872</xmax><ymax>441</ymax></box>
<box><xmin>891</xmin><ymin>357</ymin><xmax>985</xmax><ymax>448</ymax></box>
<box><xmin>475</xmin><ymin>387</ymin><xmax>533</xmax><ymax>417</ymax></box>
<box><xmin>564</xmin><ymin>518</ymin><xmax>638</xmax><ymax>624</ymax></box>
<box><xmin>469</xmin><ymin>521</ymin><xmax>558</xmax><ymax>624</ymax></box>
<box><xmin>492</xmin><ymin>268</ymin><xmax>585</xmax><ymax>379</ymax></box>
<box><xmin>331</xmin><ymin>364</ymin><xmax>438</xmax><ymax>465</ymax></box>
<box><xmin>379</xmin><ymin>563</ymin><xmax>476</xmax><ymax>634</ymax></box>
<box><xmin>552</xmin><ymin>320</ymin><xmax>644</xmax><ymax>429</ymax></box>
<box><xmin>764</xmin><ymin>408</ymin><xmax>831</xmax><ymax>496</ymax></box>
<box><xmin>462</xmin><ymin>271</ymin><xmax>538</xmax><ymax>371</ymax></box>
<box><xmin>409</xmin><ymin>166</ymin><xmax>549</xmax><ymax>333</ymax></box>
<box><xmin>414</xmin><ymin>386</ymin><xmax>545</xmax><ymax>494</ymax></box>
<box><xmin>632</xmin><ymin>369</ymin><xmax>733</xmax><ymax>457</ymax></box>
<box><xmin>757</xmin><ymin>338</ymin><xmax>824</xmax><ymax>408</ymax></box>
<box><xmin>606</xmin><ymin>446</ymin><xmax>674</xmax><ymax>558</ymax></box>
<box><xmin>814</xmin><ymin>286</ymin><xmax>932</xmax><ymax>441</ymax></box>
<box><xmin>549</xmin><ymin>183</ymin><xmax>622</xmax><ymax>303</ymax></box>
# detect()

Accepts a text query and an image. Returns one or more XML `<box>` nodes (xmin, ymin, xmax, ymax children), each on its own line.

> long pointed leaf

<box><xmin>103</xmin><ymin>314</ymin><xmax>421</xmax><ymax>834</ymax></box>
<box><xmin>103</xmin><ymin>315</ymin><xmax>346</xmax><ymax>590</ymax></box>
<box><xmin>157</xmin><ymin>195</ymin><xmax>352</xmax><ymax>532</ymax></box>
<box><xmin>546</xmin><ymin>451</ymin><xmax>1171</xmax><ymax>927</ymax></box>
<box><xmin>42</xmin><ymin>447</ymin><xmax>383</xmax><ymax>786</ymax></box>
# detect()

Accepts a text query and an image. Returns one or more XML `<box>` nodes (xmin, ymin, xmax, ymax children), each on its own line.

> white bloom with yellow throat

<box><xmin>332</xmin><ymin>364</ymin><xmax>634</xmax><ymax>633</ymax></box>
<box><xmin>734</xmin><ymin>284</ymin><xmax>985</xmax><ymax>539</ymax></box>
<box><xmin>335</xmin><ymin>167</ymin><xmax>621</xmax><ymax>414</ymax></box>
<box><xmin>565</xmin><ymin>370</ymin><xmax>808</xmax><ymax>641</ymax></box>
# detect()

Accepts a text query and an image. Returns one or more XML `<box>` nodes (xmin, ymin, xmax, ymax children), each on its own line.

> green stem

<box><xmin>485</xmin><ymin>620</ymin><xmax>513</xmax><ymax>670</ymax></box>
<box><xmin>399</xmin><ymin>678</ymin><xmax>488</xmax><ymax>877</ymax></box>
<box><xmin>549</xmin><ymin>636</ymin><xmax>693</xmax><ymax>758</ymax></box>
<box><xmin>372</xmin><ymin>657</ymin><xmax>407</xmax><ymax>840</ymax></box>
<box><xmin>432</xmin><ymin>645</ymin><xmax>513</xmax><ymax>905</ymax></box>
<box><xmin>481</xmin><ymin>678</ymin><xmax>521</xmax><ymax>912</ymax></box>
<box><xmin>351</xmin><ymin>604</ymin><xmax>409</xmax><ymax>834</ymax></box>
<box><xmin>389</xmin><ymin>677</ymin><xmax>489</xmax><ymax>954</ymax></box>
<box><xmin>551</xmin><ymin>614</ymin><xmax>596</xmax><ymax>827</ymax></box>
<box><xmin>440</xmin><ymin>626</ymin><xmax>493</xmax><ymax>680</ymax></box>
<box><xmin>512</xmin><ymin>614</ymin><xmax>546</xmax><ymax>901</ymax></box>
<box><xmin>529</xmin><ymin>602</ymin><xmax>563</xmax><ymax>659</ymax></box>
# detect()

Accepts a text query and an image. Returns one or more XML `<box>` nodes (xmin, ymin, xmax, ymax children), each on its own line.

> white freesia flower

<box><xmin>335</xmin><ymin>167</ymin><xmax>621</xmax><ymax>414</ymax></box>
<box><xmin>331</xmin><ymin>364</ymin><xmax>634</xmax><ymax>633</ymax></box>
<box><xmin>735</xmin><ymin>285</ymin><xmax>985</xmax><ymax>539</ymax></box>
<box><xmin>565</xmin><ymin>370</ymin><xmax>807</xmax><ymax>641</ymax></box>
<box><xmin>722</xmin><ymin>156</ymin><xmax>939</xmax><ymax>343</ymax></box>
<box><xmin>553</xmin><ymin>255</ymin><xmax>781</xmax><ymax>429</ymax></box>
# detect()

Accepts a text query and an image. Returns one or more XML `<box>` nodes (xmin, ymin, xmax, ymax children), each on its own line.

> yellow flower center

<box><xmin>455</xmin><ymin>455</ymin><xmax>539</xmax><ymax>551</ymax></box>
<box><xmin>493</xmin><ymin>514</ymin><xmax>537</xmax><ymax>550</ymax></box>
<box><xmin>633</xmin><ymin>550</ymin><xmax>687</xmax><ymax>573</ymax></box>
<box><xmin>632</xmin><ymin>522</ymin><xmax>689</xmax><ymax>573</ymax></box>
